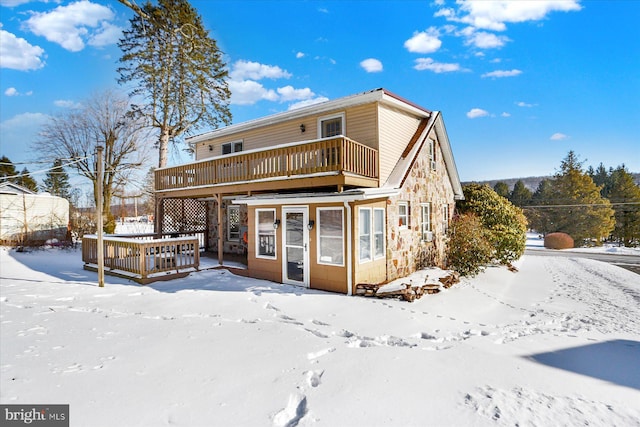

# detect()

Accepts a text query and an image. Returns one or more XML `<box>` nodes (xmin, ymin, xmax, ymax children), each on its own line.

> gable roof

<box><xmin>187</xmin><ymin>88</ymin><xmax>431</xmax><ymax>145</ymax></box>
<box><xmin>0</xmin><ymin>182</ymin><xmax>37</xmax><ymax>195</ymax></box>
<box><xmin>383</xmin><ymin>111</ymin><xmax>464</xmax><ymax>200</ymax></box>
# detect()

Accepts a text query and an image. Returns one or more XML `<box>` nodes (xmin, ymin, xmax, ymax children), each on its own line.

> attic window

<box><xmin>318</xmin><ymin>113</ymin><xmax>345</xmax><ymax>138</ymax></box>
<box><xmin>429</xmin><ymin>139</ymin><xmax>436</xmax><ymax>171</ymax></box>
<box><xmin>222</xmin><ymin>140</ymin><xmax>243</xmax><ymax>155</ymax></box>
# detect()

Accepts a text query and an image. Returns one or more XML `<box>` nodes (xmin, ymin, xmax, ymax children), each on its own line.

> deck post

<box><xmin>216</xmin><ymin>193</ymin><xmax>223</xmax><ymax>266</ymax></box>
<box><xmin>155</xmin><ymin>197</ymin><xmax>163</xmax><ymax>239</ymax></box>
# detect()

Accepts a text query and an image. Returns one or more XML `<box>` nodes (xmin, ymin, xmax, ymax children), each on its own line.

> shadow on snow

<box><xmin>526</xmin><ymin>340</ymin><xmax>640</xmax><ymax>391</ymax></box>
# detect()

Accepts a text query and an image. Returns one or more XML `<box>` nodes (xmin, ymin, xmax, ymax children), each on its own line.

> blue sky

<box><xmin>1</xmin><ymin>0</ymin><xmax>638</xmax><ymax>187</ymax></box>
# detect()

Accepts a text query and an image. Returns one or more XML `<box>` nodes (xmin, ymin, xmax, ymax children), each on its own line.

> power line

<box><xmin>0</xmin><ymin>156</ymin><xmax>90</xmax><ymax>181</ymax></box>
<box><xmin>522</xmin><ymin>202</ymin><xmax>640</xmax><ymax>208</ymax></box>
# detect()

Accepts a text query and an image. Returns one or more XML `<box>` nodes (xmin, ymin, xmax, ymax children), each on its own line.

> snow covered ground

<box><xmin>1</xmin><ymin>246</ymin><xmax>639</xmax><ymax>427</ymax></box>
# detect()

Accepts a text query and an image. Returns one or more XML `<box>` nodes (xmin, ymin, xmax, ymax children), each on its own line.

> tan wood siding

<box><xmin>343</xmin><ymin>103</ymin><xmax>378</xmax><ymax>149</ymax></box>
<box><xmin>308</xmin><ymin>202</ymin><xmax>348</xmax><ymax>293</ymax></box>
<box><xmin>195</xmin><ymin>104</ymin><xmax>379</xmax><ymax>161</ymax></box>
<box><xmin>378</xmin><ymin>104</ymin><xmax>423</xmax><ymax>185</ymax></box>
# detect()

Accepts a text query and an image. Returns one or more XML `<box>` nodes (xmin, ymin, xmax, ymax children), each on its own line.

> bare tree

<box><xmin>36</xmin><ymin>89</ymin><xmax>150</xmax><ymax>233</ymax></box>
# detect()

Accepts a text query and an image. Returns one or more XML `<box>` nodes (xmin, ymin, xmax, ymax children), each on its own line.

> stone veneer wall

<box><xmin>206</xmin><ymin>200</ymin><xmax>248</xmax><ymax>253</ymax></box>
<box><xmin>386</xmin><ymin>136</ymin><xmax>456</xmax><ymax>282</ymax></box>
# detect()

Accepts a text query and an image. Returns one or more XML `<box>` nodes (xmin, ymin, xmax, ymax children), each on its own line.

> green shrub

<box><xmin>544</xmin><ymin>232</ymin><xmax>574</xmax><ymax>249</ymax></box>
<box><xmin>446</xmin><ymin>213</ymin><xmax>493</xmax><ymax>276</ymax></box>
<box><xmin>457</xmin><ymin>184</ymin><xmax>528</xmax><ymax>265</ymax></box>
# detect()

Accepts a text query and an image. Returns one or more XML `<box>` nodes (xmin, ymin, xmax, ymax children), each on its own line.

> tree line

<box><xmin>491</xmin><ymin>151</ymin><xmax>640</xmax><ymax>247</ymax></box>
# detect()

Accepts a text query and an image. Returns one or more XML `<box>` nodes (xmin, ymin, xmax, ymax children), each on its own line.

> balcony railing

<box><xmin>82</xmin><ymin>235</ymin><xmax>200</xmax><ymax>284</ymax></box>
<box><xmin>155</xmin><ymin>136</ymin><xmax>378</xmax><ymax>192</ymax></box>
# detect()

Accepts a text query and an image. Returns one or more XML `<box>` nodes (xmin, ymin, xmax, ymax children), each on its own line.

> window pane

<box><xmin>234</xmin><ymin>141</ymin><xmax>243</xmax><ymax>152</ymax></box>
<box><xmin>222</xmin><ymin>143</ymin><xmax>231</xmax><ymax>155</ymax></box>
<box><xmin>398</xmin><ymin>203</ymin><xmax>408</xmax><ymax>227</ymax></box>
<box><xmin>359</xmin><ymin>209</ymin><xmax>371</xmax><ymax>261</ymax></box>
<box><xmin>228</xmin><ymin>206</ymin><xmax>240</xmax><ymax>240</ymax></box>
<box><xmin>319</xmin><ymin>209</ymin><xmax>343</xmax><ymax>265</ymax></box>
<box><xmin>257</xmin><ymin>210</ymin><xmax>275</xmax><ymax>257</ymax></box>
<box><xmin>322</xmin><ymin>118</ymin><xmax>342</xmax><ymax>138</ymax></box>
<box><xmin>374</xmin><ymin>209</ymin><xmax>384</xmax><ymax>258</ymax></box>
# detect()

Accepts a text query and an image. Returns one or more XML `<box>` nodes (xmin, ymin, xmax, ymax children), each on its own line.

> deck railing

<box><xmin>82</xmin><ymin>235</ymin><xmax>200</xmax><ymax>283</ymax></box>
<box><xmin>155</xmin><ymin>136</ymin><xmax>378</xmax><ymax>191</ymax></box>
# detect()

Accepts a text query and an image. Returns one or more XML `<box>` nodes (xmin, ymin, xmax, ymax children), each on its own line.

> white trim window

<box><xmin>318</xmin><ymin>112</ymin><xmax>345</xmax><ymax>138</ymax></box>
<box><xmin>398</xmin><ymin>201</ymin><xmax>409</xmax><ymax>229</ymax></box>
<box><xmin>359</xmin><ymin>208</ymin><xmax>372</xmax><ymax>263</ymax></box>
<box><xmin>317</xmin><ymin>208</ymin><xmax>344</xmax><ymax>266</ymax></box>
<box><xmin>359</xmin><ymin>207</ymin><xmax>386</xmax><ymax>263</ymax></box>
<box><xmin>227</xmin><ymin>205</ymin><xmax>240</xmax><ymax>241</ymax></box>
<box><xmin>442</xmin><ymin>204</ymin><xmax>450</xmax><ymax>234</ymax></box>
<box><xmin>373</xmin><ymin>208</ymin><xmax>385</xmax><ymax>259</ymax></box>
<box><xmin>429</xmin><ymin>139</ymin><xmax>436</xmax><ymax>171</ymax></box>
<box><xmin>421</xmin><ymin>203</ymin><xmax>432</xmax><ymax>241</ymax></box>
<box><xmin>256</xmin><ymin>209</ymin><xmax>276</xmax><ymax>259</ymax></box>
<box><xmin>222</xmin><ymin>140</ymin><xmax>243</xmax><ymax>155</ymax></box>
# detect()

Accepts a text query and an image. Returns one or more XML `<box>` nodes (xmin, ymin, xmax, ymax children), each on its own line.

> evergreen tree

<box><xmin>607</xmin><ymin>165</ymin><xmax>640</xmax><ymax>246</ymax></box>
<box><xmin>509</xmin><ymin>180</ymin><xmax>532</xmax><ymax>207</ymax></box>
<box><xmin>528</xmin><ymin>179</ymin><xmax>554</xmax><ymax>234</ymax></box>
<box><xmin>548</xmin><ymin>151</ymin><xmax>615</xmax><ymax>245</ymax></box>
<box><xmin>0</xmin><ymin>155</ymin><xmax>19</xmax><ymax>180</ymax></box>
<box><xmin>588</xmin><ymin>162</ymin><xmax>617</xmax><ymax>198</ymax></box>
<box><xmin>457</xmin><ymin>184</ymin><xmax>528</xmax><ymax>265</ymax></box>
<box><xmin>493</xmin><ymin>181</ymin><xmax>510</xmax><ymax>198</ymax></box>
<box><xmin>117</xmin><ymin>0</ymin><xmax>231</xmax><ymax>168</ymax></box>
<box><xmin>42</xmin><ymin>159</ymin><xmax>72</xmax><ymax>199</ymax></box>
<box><xmin>15</xmin><ymin>167</ymin><xmax>38</xmax><ymax>192</ymax></box>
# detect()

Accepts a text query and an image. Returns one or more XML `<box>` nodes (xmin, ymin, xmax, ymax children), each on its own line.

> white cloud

<box><xmin>230</xmin><ymin>60</ymin><xmax>292</xmax><ymax>80</ymax></box>
<box><xmin>228</xmin><ymin>79</ymin><xmax>278</xmax><ymax>105</ymax></box>
<box><xmin>288</xmin><ymin>97</ymin><xmax>329</xmax><ymax>111</ymax></box>
<box><xmin>0</xmin><ymin>26</ymin><xmax>45</xmax><ymax>70</ymax></box>
<box><xmin>465</xmin><ymin>31</ymin><xmax>510</xmax><ymax>49</ymax></box>
<box><xmin>360</xmin><ymin>58</ymin><xmax>383</xmax><ymax>73</ymax></box>
<box><xmin>88</xmin><ymin>21</ymin><xmax>122</xmax><ymax>48</ymax></box>
<box><xmin>54</xmin><ymin>99</ymin><xmax>82</xmax><ymax>109</ymax></box>
<box><xmin>4</xmin><ymin>87</ymin><xmax>33</xmax><ymax>96</ymax></box>
<box><xmin>0</xmin><ymin>0</ymin><xmax>32</xmax><ymax>6</ymax></box>
<box><xmin>501</xmin><ymin>112</ymin><xmax>511</xmax><ymax>117</ymax></box>
<box><xmin>517</xmin><ymin>101</ymin><xmax>536</xmax><ymax>107</ymax></box>
<box><xmin>295</xmin><ymin>52</ymin><xmax>305</xmax><ymax>59</ymax></box>
<box><xmin>24</xmin><ymin>0</ymin><xmax>117</xmax><ymax>52</ymax></box>
<box><xmin>550</xmin><ymin>132</ymin><xmax>568</xmax><ymax>140</ymax></box>
<box><xmin>277</xmin><ymin>86</ymin><xmax>315</xmax><ymax>102</ymax></box>
<box><xmin>481</xmin><ymin>69</ymin><xmax>522</xmax><ymax>78</ymax></box>
<box><xmin>437</xmin><ymin>0</ymin><xmax>582</xmax><ymax>31</ymax></box>
<box><xmin>404</xmin><ymin>28</ymin><xmax>442</xmax><ymax>54</ymax></box>
<box><xmin>413</xmin><ymin>58</ymin><xmax>463</xmax><ymax>73</ymax></box>
<box><xmin>318</xmin><ymin>7</ymin><xmax>328</xmax><ymax>13</ymax></box>
<box><xmin>466</xmin><ymin>108</ymin><xmax>490</xmax><ymax>119</ymax></box>
<box><xmin>0</xmin><ymin>111</ymin><xmax>49</xmax><ymax>131</ymax></box>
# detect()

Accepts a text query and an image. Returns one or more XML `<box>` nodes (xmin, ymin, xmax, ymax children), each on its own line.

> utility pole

<box><xmin>96</xmin><ymin>146</ymin><xmax>105</xmax><ymax>287</ymax></box>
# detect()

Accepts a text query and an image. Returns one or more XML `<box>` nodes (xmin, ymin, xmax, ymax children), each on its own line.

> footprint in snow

<box><xmin>305</xmin><ymin>370</ymin><xmax>324</xmax><ymax>388</ymax></box>
<box><xmin>272</xmin><ymin>393</ymin><xmax>307</xmax><ymax>427</ymax></box>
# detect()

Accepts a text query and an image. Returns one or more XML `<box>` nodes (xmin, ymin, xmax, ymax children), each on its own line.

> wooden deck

<box><xmin>82</xmin><ymin>235</ymin><xmax>200</xmax><ymax>284</ymax></box>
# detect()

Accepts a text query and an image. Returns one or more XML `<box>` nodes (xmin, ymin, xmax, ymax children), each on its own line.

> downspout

<box><xmin>344</xmin><ymin>201</ymin><xmax>352</xmax><ymax>296</ymax></box>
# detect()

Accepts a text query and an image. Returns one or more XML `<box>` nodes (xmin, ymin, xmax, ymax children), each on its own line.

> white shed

<box><xmin>0</xmin><ymin>182</ymin><xmax>69</xmax><ymax>244</ymax></box>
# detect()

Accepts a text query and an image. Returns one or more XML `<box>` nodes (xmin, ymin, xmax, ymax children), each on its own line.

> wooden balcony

<box><xmin>155</xmin><ymin>137</ymin><xmax>379</xmax><ymax>196</ymax></box>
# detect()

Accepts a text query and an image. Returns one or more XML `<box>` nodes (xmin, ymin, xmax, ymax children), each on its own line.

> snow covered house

<box><xmin>0</xmin><ymin>182</ymin><xmax>69</xmax><ymax>245</ymax></box>
<box><xmin>154</xmin><ymin>88</ymin><xmax>464</xmax><ymax>294</ymax></box>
